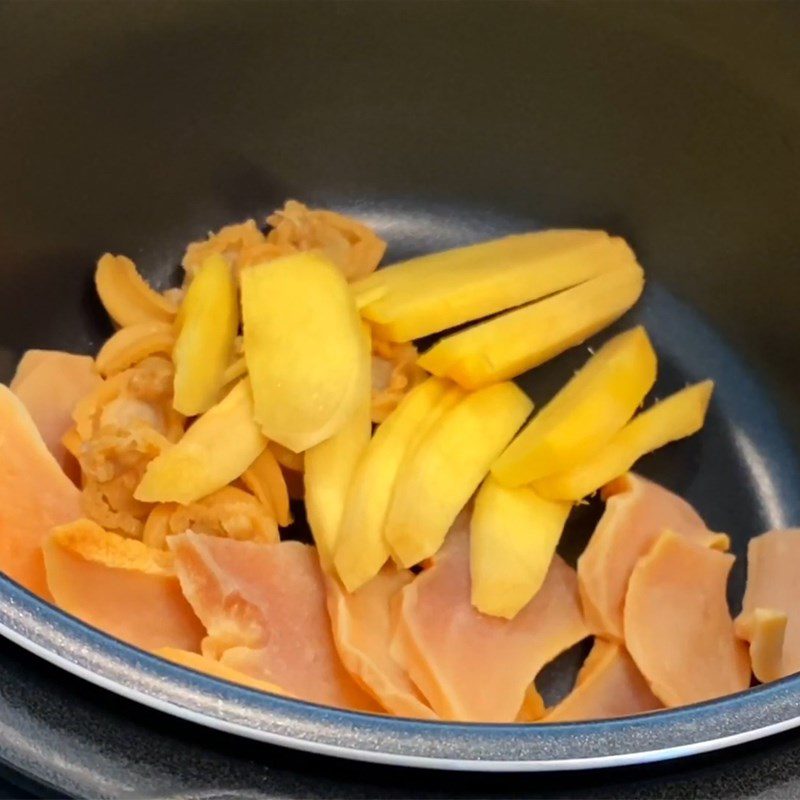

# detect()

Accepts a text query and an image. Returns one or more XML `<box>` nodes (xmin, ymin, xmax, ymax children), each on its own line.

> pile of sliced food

<box><xmin>1</xmin><ymin>199</ymin><xmax>796</xmax><ymax>722</ymax></box>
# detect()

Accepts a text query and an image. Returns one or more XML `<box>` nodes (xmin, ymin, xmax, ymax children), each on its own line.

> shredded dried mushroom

<box><xmin>370</xmin><ymin>334</ymin><xmax>427</xmax><ymax>423</ymax></box>
<box><xmin>182</xmin><ymin>201</ymin><xmax>386</xmax><ymax>283</ymax></box>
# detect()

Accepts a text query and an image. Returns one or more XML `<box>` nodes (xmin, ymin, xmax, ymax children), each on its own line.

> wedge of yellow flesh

<box><xmin>95</xmin><ymin>320</ymin><xmax>175</xmax><ymax>377</ymax></box>
<box><xmin>361</xmin><ymin>232</ymin><xmax>634</xmax><ymax>342</ymax></box>
<box><xmin>172</xmin><ymin>255</ymin><xmax>239</xmax><ymax>416</ymax></box>
<box><xmin>305</xmin><ymin>327</ymin><xmax>373</xmax><ymax>569</ymax></box>
<box><xmin>355</xmin><ymin>230</ymin><xmax>602</xmax><ymax>298</ymax></box>
<box><xmin>534</xmin><ymin>380</ymin><xmax>714</xmax><ymax>501</ymax></box>
<box><xmin>135</xmin><ymin>380</ymin><xmax>266</xmax><ymax>504</ymax></box>
<box><xmin>385</xmin><ymin>382</ymin><xmax>533</xmax><ymax>567</ymax></box>
<box><xmin>418</xmin><ymin>264</ymin><xmax>644</xmax><ymax>389</ymax></box>
<box><xmin>333</xmin><ymin>377</ymin><xmax>461</xmax><ymax>592</ymax></box>
<box><xmin>241</xmin><ymin>447</ymin><xmax>292</xmax><ymax>527</ymax></box>
<box><xmin>241</xmin><ymin>253</ymin><xmax>364</xmax><ymax>452</ymax></box>
<box><xmin>471</xmin><ymin>477</ymin><xmax>572</xmax><ymax>619</ymax></box>
<box><xmin>492</xmin><ymin>327</ymin><xmax>657</xmax><ymax>486</ymax></box>
<box><xmin>95</xmin><ymin>253</ymin><xmax>177</xmax><ymax>327</ymax></box>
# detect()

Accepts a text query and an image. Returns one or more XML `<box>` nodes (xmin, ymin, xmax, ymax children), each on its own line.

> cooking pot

<box><xmin>0</xmin><ymin>0</ymin><xmax>799</xmax><ymax>778</ymax></box>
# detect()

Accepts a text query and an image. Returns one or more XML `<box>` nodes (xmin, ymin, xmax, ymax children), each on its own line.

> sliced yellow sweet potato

<box><xmin>241</xmin><ymin>253</ymin><xmax>364</xmax><ymax>451</ymax></box>
<box><xmin>95</xmin><ymin>321</ymin><xmax>175</xmax><ymax>377</ymax></box>
<box><xmin>385</xmin><ymin>382</ymin><xmax>533</xmax><ymax>568</ymax></box>
<box><xmin>241</xmin><ymin>447</ymin><xmax>292</xmax><ymax>527</ymax></box>
<box><xmin>269</xmin><ymin>441</ymin><xmax>304</xmax><ymax>472</ymax></box>
<box><xmin>172</xmin><ymin>254</ymin><xmax>239</xmax><ymax>416</ymax></box>
<box><xmin>333</xmin><ymin>377</ymin><xmax>458</xmax><ymax>592</ymax></box>
<box><xmin>222</xmin><ymin>356</ymin><xmax>247</xmax><ymax>386</ymax></box>
<box><xmin>417</xmin><ymin>264</ymin><xmax>645</xmax><ymax>389</ymax></box>
<box><xmin>355</xmin><ymin>231</ymin><xmax>600</xmax><ymax>297</ymax></box>
<box><xmin>305</xmin><ymin>327</ymin><xmax>373</xmax><ymax>568</ymax></box>
<box><xmin>470</xmin><ymin>477</ymin><xmax>572</xmax><ymax>619</ymax></box>
<box><xmin>95</xmin><ymin>254</ymin><xmax>177</xmax><ymax>327</ymax></box>
<box><xmin>135</xmin><ymin>380</ymin><xmax>266</xmax><ymax>504</ymax></box>
<box><xmin>154</xmin><ymin>647</ymin><xmax>291</xmax><ymax>696</ymax></box>
<box><xmin>43</xmin><ymin>518</ymin><xmax>204</xmax><ymax>651</ymax></box>
<box><xmin>492</xmin><ymin>327</ymin><xmax>657</xmax><ymax>486</ymax></box>
<box><xmin>534</xmin><ymin>380</ymin><xmax>714</xmax><ymax>501</ymax></box>
<box><xmin>361</xmin><ymin>232</ymin><xmax>634</xmax><ymax>342</ymax></box>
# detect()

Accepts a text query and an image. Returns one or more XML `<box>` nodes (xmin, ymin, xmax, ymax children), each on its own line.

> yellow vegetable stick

<box><xmin>172</xmin><ymin>255</ymin><xmax>239</xmax><ymax>416</ymax></box>
<box><xmin>534</xmin><ymin>380</ymin><xmax>714</xmax><ymax>501</ymax></box>
<box><xmin>470</xmin><ymin>477</ymin><xmax>571</xmax><ymax>619</ymax></box>
<box><xmin>241</xmin><ymin>447</ymin><xmax>292</xmax><ymax>527</ymax></box>
<box><xmin>418</xmin><ymin>264</ymin><xmax>644</xmax><ymax>389</ymax></box>
<box><xmin>364</xmin><ymin>233</ymin><xmax>631</xmax><ymax>342</ymax></box>
<box><xmin>492</xmin><ymin>327</ymin><xmax>657</xmax><ymax>487</ymax></box>
<box><xmin>305</xmin><ymin>326</ymin><xmax>373</xmax><ymax>569</ymax></box>
<box><xmin>333</xmin><ymin>377</ymin><xmax>458</xmax><ymax>592</ymax></box>
<box><xmin>354</xmin><ymin>230</ymin><xmax>604</xmax><ymax>299</ymax></box>
<box><xmin>222</xmin><ymin>356</ymin><xmax>248</xmax><ymax>386</ymax></box>
<box><xmin>384</xmin><ymin>382</ymin><xmax>533</xmax><ymax>568</ymax></box>
<box><xmin>95</xmin><ymin>253</ymin><xmax>177</xmax><ymax>327</ymax></box>
<box><xmin>95</xmin><ymin>320</ymin><xmax>176</xmax><ymax>377</ymax></box>
<box><xmin>241</xmin><ymin>253</ymin><xmax>365</xmax><ymax>452</ymax></box>
<box><xmin>135</xmin><ymin>379</ymin><xmax>266</xmax><ymax>504</ymax></box>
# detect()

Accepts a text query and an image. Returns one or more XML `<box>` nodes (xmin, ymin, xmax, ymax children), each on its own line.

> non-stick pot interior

<box><xmin>0</xmin><ymin>0</ymin><xmax>799</xmax><ymax>767</ymax></box>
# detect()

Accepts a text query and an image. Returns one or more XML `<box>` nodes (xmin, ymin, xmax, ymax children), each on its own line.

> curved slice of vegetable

<box><xmin>534</xmin><ymin>380</ymin><xmax>714</xmax><ymax>501</ymax></box>
<box><xmin>735</xmin><ymin>608</ymin><xmax>788</xmax><ymax>684</ymax></box>
<box><xmin>543</xmin><ymin>640</ymin><xmax>661</xmax><ymax>722</ymax></box>
<box><xmin>470</xmin><ymin>477</ymin><xmax>571</xmax><ymax>619</ymax></box>
<box><xmin>492</xmin><ymin>327</ymin><xmax>657</xmax><ymax>487</ymax></box>
<box><xmin>624</xmin><ymin>531</ymin><xmax>750</xmax><ymax>706</ymax></box>
<box><xmin>333</xmin><ymin>377</ymin><xmax>456</xmax><ymax>592</ymax></box>
<box><xmin>11</xmin><ymin>350</ymin><xmax>102</xmax><ymax>470</ymax></box>
<box><xmin>417</xmin><ymin>264</ymin><xmax>644</xmax><ymax>389</ymax></box>
<box><xmin>43</xmin><ymin>518</ymin><xmax>204</xmax><ymax>652</ymax></box>
<box><xmin>362</xmin><ymin>231</ymin><xmax>627</xmax><ymax>342</ymax></box>
<box><xmin>95</xmin><ymin>321</ymin><xmax>175</xmax><ymax>377</ymax></box>
<box><xmin>305</xmin><ymin>327</ymin><xmax>372</xmax><ymax>568</ymax></box>
<box><xmin>154</xmin><ymin>647</ymin><xmax>291</xmax><ymax>696</ymax></box>
<box><xmin>0</xmin><ymin>386</ymin><xmax>82</xmax><ymax>599</ymax></box>
<box><xmin>172</xmin><ymin>254</ymin><xmax>239</xmax><ymax>416</ymax></box>
<box><xmin>95</xmin><ymin>253</ymin><xmax>177</xmax><ymax>327</ymax></box>
<box><xmin>135</xmin><ymin>379</ymin><xmax>266</xmax><ymax>505</ymax></box>
<box><xmin>241</xmin><ymin>253</ymin><xmax>364</xmax><ymax>452</ymax></box>
<box><xmin>384</xmin><ymin>382</ymin><xmax>533</xmax><ymax>568</ymax></box>
<box><xmin>241</xmin><ymin>447</ymin><xmax>292</xmax><ymax>527</ymax></box>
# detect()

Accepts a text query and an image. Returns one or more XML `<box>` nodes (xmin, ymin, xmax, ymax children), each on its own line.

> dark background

<box><xmin>1</xmin><ymin>0</ymin><xmax>800</xmax><ymax>797</ymax></box>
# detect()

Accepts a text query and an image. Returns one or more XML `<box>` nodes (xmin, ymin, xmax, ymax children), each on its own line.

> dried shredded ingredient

<box><xmin>370</xmin><ymin>334</ymin><xmax>427</xmax><ymax>423</ymax></box>
<box><xmin>182</xmin><ymin>220</ymin><xmax>269</xmax><ymax>281</ymax></box>
<box><xmin>181</xmin><ymin>202</ymin><xmax>386</xmax><ymax>285</ymax></box>
<box><xmin>141</xmin><ymin>486</ymin><xmax>279</xmax><ymax>549</ymax></box>
<box><xmin>266</xmin><ymin>200</ymin><xmax>386</xmax><ymax>281</ymax></box>
<box><xmin>73</xmin><ymin>357</ymin><xmax>184</xmax><ymax>539</ymax></box>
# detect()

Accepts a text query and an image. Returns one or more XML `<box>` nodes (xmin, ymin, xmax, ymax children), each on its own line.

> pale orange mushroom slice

<box><xmin>395</xmin><ymin>514</ymin><xmax>589</xmax><ymax>722</ymax></box>
<box><xmin>624</xmin><ymin>530</ymin><xmax>750</xmax><ymax>707</ymax></box>
<box><xmin>11</xmin><ymin>350</ymin><xmax>102</xmax><ymax>470</ymax></box>
<box><xmin>326</xmin><ymin>567</ymin><xmax>436</xmax><ymax>719</ymax></box>
<box><xmin>577</xmin><ymin>473</ymin><xmax>729</xmax><ymax>640</ymax></box>
<box><xmin>544</xmin><ymin>639</ymin><xmax>661</xmax><ymax>722</ymax></box>
<box><xmin>43</xmin><ymin>519</ymin><xmax>205</xmax><ymax>652</ymax></box>
<box><xmin>735</xmin><ymin>529</ymin><xmax>800</xmax><ymax>682</ymax></box>
<box><xmin>169</xmin><ymin>532</ymin><xmax>379</xmax><ymax>711</ymax></box>
<box><xmin>0</xmin><ymin>386</ymin><xmax>82</xmax><ymax>599</ymax></box>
